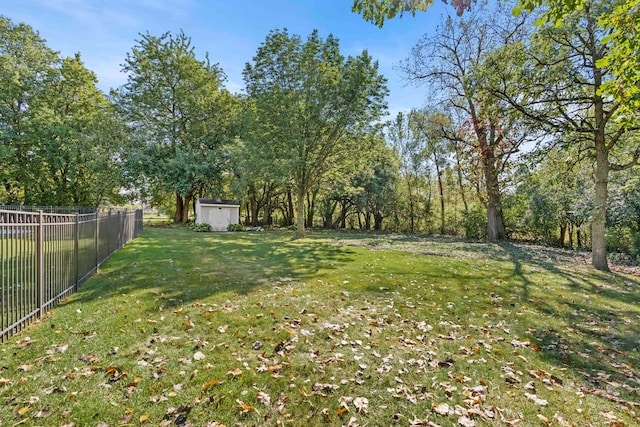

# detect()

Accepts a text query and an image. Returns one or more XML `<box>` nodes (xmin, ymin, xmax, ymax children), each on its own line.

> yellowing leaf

<box><xmin>17</xmin><ymin>407</ymin><xmax>30</xmax><ymax>415</ymax></box>
<box><xmin>139</xmin><ymin>413</ymin><xmax>150</xmax><ymax>422</ymax></box>
<box><xmin>227</xmin><ymin>368</ymin><xmax>243</xmax><ymax>378</ymax></box>
<box><xmin>203</xmin><ymin>380</ymin><xmax>224</xmax><ymax>388</ymax></box>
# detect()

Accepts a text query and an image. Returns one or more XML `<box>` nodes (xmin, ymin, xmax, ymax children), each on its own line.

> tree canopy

<box><xmin>115</xmin><ymin>30</ymin><xmax>238</xmax><ymax>222</ymax></box>
<box><xmin>242</xmin><ymin>29</ymin><xmax>388</xmax><ymax>237</ymax></box>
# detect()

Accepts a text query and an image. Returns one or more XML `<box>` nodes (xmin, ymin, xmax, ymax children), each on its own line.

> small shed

<box><xmin>195</xmin><ymin>199</ymin><xmax>240</xmax><ymax>231</ymax></box>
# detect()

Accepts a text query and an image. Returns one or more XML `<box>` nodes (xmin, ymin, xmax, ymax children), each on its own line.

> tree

<box><xmin>0</xmin><ymin>16</ymin><xmax>58</xmax><ymax>203</ymax></box>
<box><xmin>354</xmin><ymin>0</ymin><xmax>640</xmax><ymax>118</ymax></box>
<box><xmin>352</xmin><ymin>0</ymin><xmax>475</xmax><ymax>26</ymax></box>
<box><xmin>243</xmin><ymin>29</ymin><xmax>388</xmax><ymax>237</ymax></box>
<box><xmin>400</xmin><ymin>5</ymin><xmax>530</xmax><ymax>241</ymax></box>
<box><xmin>355</xmin><ymin>139</ymin><xmax>399</xmax><ymax>231</ymax></box>
<box><xmin>1</xmin><ymin>17</ymin><xmax>125</xmax><ymax>207</ymax></box>
<box><xmin>387</xmin><ymin>112</ymin><xmax>426</xmax><ymax>233</ymax></box>
<box><xmin>486</xmin><ymin>0</ymin><xmax>640</xmax><ymax>271</ymax></box>
<box><xmin>410</xmin><ymin>109</ymin><xmax>451</xmax><ymax>234</ymax></box>
<box><xmin>29</xmin><ymin>54</ymin><xmax>126</xmax><ymax>206</ymax></box>
<box><xmin>116</xmin><ymin>30</ymin><xmax>237</xmax><ymax>223</ymax></box>
<box><xmin>517</xmin><ymin>0</ymin><xmax>640</xmax><ymax>120</ymax></box>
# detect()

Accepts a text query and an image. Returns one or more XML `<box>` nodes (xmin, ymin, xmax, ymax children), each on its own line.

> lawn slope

<box><xmin>1</xmin><ymin>227</ymin><xmax>638</xmax><ymax>426</ymax></box>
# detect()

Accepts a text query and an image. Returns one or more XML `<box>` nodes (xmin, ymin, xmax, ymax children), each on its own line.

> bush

<box><xmin>461</xmin><ymin>206</ymin><xmax>487</xmax><ymax>240</ymax></box>
<box><xmin>190</xmin><ymin>223</ymin><xmax>211</xmax><ymax>232</ymax></box>
<box><xmin>227</xmin><ymin>224</ymin><xmax>245</xmax><ymax>232</ymax></box>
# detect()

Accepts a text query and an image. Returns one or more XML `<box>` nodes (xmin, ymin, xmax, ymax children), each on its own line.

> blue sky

<box><xmin>3</xmin><ymin>0</ymin><xmax>456</xmax><ymax>119</ymax></box>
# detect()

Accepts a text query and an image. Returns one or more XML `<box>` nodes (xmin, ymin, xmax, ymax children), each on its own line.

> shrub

<box><xmin>190</xmin><ymin>223</ymin><xmax>211</xmax><ymax>232</ymax></box>
<box><xmin>227</xmin><ymin>224</ymin><xmax>245</xmax><ymax>232</ymax></box>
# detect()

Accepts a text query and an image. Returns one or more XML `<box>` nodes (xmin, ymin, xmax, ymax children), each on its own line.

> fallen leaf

<box><xmin>256</xmin><ymin>391</ymin><xmax>271</xmax><ymax>405</ymax></box>
<box><xmin>203</xmin><ymin>380</ymin><xmax>224</xmax><ymax>389</ymax></box>
<box><xmin>33</xmin><ymin>407</ymin><xmax>50</xmax><ymax>418</ymax></box>
<box><xmin>458</xmin><ymin>416</ymin><xmax>475</xmax><ymax>427</ymax></box>
<box><xmin>536</xmin><ymin>414</ymin><xmax>550</xmax><ymax>425</ymax></box>
<box><xmin>139</xmin><ymin>413</ymin><xmax>150</xmax><ymax>422</ymax></box>
<box><xmin>119</xmin><ymin>413</ymin><xmax>133</xmax><ymax>424</ymax></box>
<box><xmin>525</xmin><ymin>393</ymin><xmax>548</xmax><ymax>406</ymax></box>
<box><xmin>354</xmin><ymin>397</ymin><xmax>369</xmax><ymax>414</ymax></box>
<box><xmin>227</xmin><ymin>368</ymin><xmax>243</xmax><ymax>378</ymax></box>
<box><xmin>236</xmin><ymin>399</ymin><xmax>254</xmax><ymax>413</ymax></box>
<box><xmin>553</xmin><ymin>412</ymin><xmax>572</xmax><ymax>427</ymax></box>
<box><xmin>193</xmin><ymin>351</ymin><xmax>205</xmax><ymax>361</ymax></box>
<box><xmin>434</xmin><ymin>403</ymin><xmax>451</xmax><ymax>415</ymax></box>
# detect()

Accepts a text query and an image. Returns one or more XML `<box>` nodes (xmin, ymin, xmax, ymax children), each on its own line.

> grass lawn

<box><xmin>1</xmin><ymin>227</ymin><xmax>639</xmax><ymax>426</ymax></box>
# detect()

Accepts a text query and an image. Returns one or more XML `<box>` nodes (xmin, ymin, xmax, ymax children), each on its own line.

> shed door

<box><xmin>210</xmin><ymin>207</ymin><xmax>231</xmax><ymax>231</ymax></box>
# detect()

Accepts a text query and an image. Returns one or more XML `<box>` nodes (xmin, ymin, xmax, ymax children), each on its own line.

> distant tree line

<box><xmin>1</xmin><ymin>0</ymin><xmax>638</xmax><ymax>272</ymax></box>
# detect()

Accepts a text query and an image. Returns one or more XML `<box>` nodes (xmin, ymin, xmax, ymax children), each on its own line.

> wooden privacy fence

<box><xmin>0</xmin><ymin>208</ymin><xmax>143</xmax><ymax>341</ymax></box>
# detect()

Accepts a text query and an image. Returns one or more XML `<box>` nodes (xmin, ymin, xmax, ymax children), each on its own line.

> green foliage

<box><xmin>116</xmin><ymin>30</ymin><xmax>239</xmax><ymax>223</ymax></box>
<box><xmin>242</xmin><ymin>29</ymin><xmax>388</xmax><ymax>237</ymax></box>
<box><xmin>190</xmin><ymin>222</ymin><xmax>212</xmax><ymax>232</ymax></box>
<box><xmin>352</xmin><ymin>0</ymin><xmax>474</xmax><ymax>27</ymax></box>
<box><xmin>460</xmin><ymin>204</ymin><xmax>486</xmax><ymax>240</ymax></box>
<box><xmin>597</xmin><ymin>0</ymin><xmax>640</xmax><ymax>121</ymax></box>
<box><xmin>227</xmin><ymin>223</ymin><xmax>245</xmax><ymax>232</ymax></box>
<box><xmin>518</xmin><ymin>0</ymin><xmax>640</xmax><ymax>120</ymax></box>
<box><xmin>0</xmin><ymin>16</ymin><xmax>123</xmax><ymax>206</ymax></box>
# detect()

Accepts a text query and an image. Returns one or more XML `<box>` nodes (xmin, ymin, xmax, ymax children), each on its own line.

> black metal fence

<box><xmin>0</xmin><ymin>208</ymin><xmax>143</xmax><ymax>341</ymax></box>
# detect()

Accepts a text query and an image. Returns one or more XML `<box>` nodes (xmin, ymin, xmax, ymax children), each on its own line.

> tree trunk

<box><xmin>285</xmin><ymin>190</ymin><xmax>295</xmax><ymax>227</ymax></box>
<box><xmin>483</xmin><ymin>148</ymin><xmax>506</xmax><ymax>242</ymax></box>
<box><xmin>339</xmin><ymin>200</ymin><xmax>348</xmax><ymax>229</ymax></box>
<box><xmin>250</xmin><ymin>194</ymin><xmax>259</xmax><ymax>227</ymax></box>
<box><xmin>374</xmin><ymin>212</ymin><xmax>383</xmax><ymax>231</ymax></box>
<box><xmin>591</xmin><ymin>50</ymin><xmax>610</xmax><ymax>272</ymax></box>
<box><xmin>559</xmin><ymin>221</ymin><xmax>567</xmax><ymax>248</ymax></box>
<box><xmin>577</xmin><ymin>228</ymin><xmax>582</xmax><ymax>249</ymax></box>
<box><xmin>262</xmin><ymin>200</ymin><xmax>270</xmax><ymax>226</ymax></box>
<box><xmin>323</xmin><ymin>200</ymin><xmax>337</xmax><ymax>228</ymax></box>
<box><xmin>181</xmin><ymin>192</ymin><xmax>192</xmax><ymax>223</ymax></box>
<box><xmin>296</xmin><ymin>186</ymin><xmax>305</xmax><ymax>238</ymax></box>
<box><xmin>592</xmin><ymin>139</ymin><xmax>610</xmax><ymax>271</ymax></box>
<box><xmin>407</xmin><ymin>175</ymin><xmax>415</xmax><ymax>233</ymax></box>
<box><xmin>306</xmin><ymin>190</ymin><xmax>317</xmax><ymax>228</ymax></box>
<box><xmin>174</xmin><ymin>193</ymin><xmax>183</xmax><ymax>223</ymax></box>
<box><xmin>364</xmin><ymin>211</ymin><xmax>371</xmax><ymax>231</ymax></box>
<box><xmin>434</xmin><ymin>152</ymin><xmax>445</xmax><ymax>235</ymax></box>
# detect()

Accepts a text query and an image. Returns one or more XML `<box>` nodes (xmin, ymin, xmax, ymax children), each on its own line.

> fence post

<box><xmin>37</xmin><ymin>210</ymin><xmax>44</xmax><ymax>318</ymax></box>
<box><xmin>75</xmin><ymin>213</ymin><xmax>79</xmax><ymax>291</ymax></box>
<box><xmin>95</xmin><ymin>211</ymin><xmax>99</xmax><ymax>274</ymax></box>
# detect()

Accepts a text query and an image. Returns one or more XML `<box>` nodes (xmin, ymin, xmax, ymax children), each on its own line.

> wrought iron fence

<box><xmin>0</xmin><ymin>208</ymin><xmax>143</xmax><ymax>341</ymax></box>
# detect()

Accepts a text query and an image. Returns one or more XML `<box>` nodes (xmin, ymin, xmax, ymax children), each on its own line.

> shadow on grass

<box><xmin>337</xmin><ymin>232</ymin><xmax>640</xmax><ymax>402</ymax></box>
<box><xmin>73</xmin><ymin>227</ymin><xmax>355</xmax><ymax>306</ymax></box>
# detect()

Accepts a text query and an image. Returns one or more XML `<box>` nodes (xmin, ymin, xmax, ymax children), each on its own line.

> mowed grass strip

<box><xmin>1</xmin><ymin>227</ymin><xmax>639</xmax><ymax>426</ymax></box>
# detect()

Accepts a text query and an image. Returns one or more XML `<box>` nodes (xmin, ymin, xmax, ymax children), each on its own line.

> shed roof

<box><xmin>198</xmin><ymin>198</ymin><xmax>240</xmax><ymax>206</ymax></box>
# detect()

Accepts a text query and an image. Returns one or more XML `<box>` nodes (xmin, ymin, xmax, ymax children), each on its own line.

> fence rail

<box><xmin>1</xmin><ymin>208</ymin><xmax>143</xmax><ymax>341</ymax></box>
